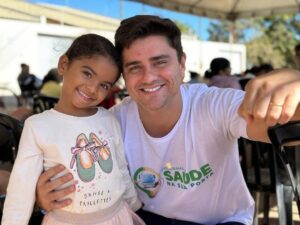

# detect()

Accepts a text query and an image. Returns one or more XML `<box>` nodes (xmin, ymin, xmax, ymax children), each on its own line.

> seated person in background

<box><xmin>205</xmin><ymin>57</ymin><xmax>242</xmax><ymax>89</ymax></box>
<box><xmin>17</xmin><ymin>63</ymin><xmax>41</xmax><ymax>98</ymax></box>
<box><xmin>187</xmin><ymin>71</ymin><xmax>200</xmax><ymax>84</ymax></box>
<box><xmin>255</xmin><ymin>63</ymin><xmax>273</xmax><ymax>76</ymax></box>
<box><xmin>40</xmin><ymin>68</ymin><xmax>62</xmax><ymax>98</ymax></box>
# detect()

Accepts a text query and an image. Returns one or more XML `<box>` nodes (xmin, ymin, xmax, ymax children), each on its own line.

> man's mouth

<box><xmin>141</xmin><ymin>85</ymin><xmax>163</xmax><ymax>93</ymax></box>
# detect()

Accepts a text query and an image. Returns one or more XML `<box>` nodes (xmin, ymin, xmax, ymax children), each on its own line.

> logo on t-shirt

<box><xmin>133</xmin><ymin>163</ymin><xmax>214</xmax><ymax>198</ymax></box>
<box><xmin>133</xmin><ymin>167</ymin><xmax>162</xmax><ymax>198</ymax></box>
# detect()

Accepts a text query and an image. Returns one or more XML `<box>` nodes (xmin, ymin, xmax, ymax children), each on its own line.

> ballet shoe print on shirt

<box><xmin>90</xmin><ymin>132</ymin><xmax>113</xmax><ymax>173</ymax></box>
<box><xmin>70</xmin><ymin>134</ymin><xmax>95</xmax><ymax>182</ymax></box>
<box><xmin>70</xmin><ymin>133</ymin><xmax>113</xmax><ymax>182</ymax></box>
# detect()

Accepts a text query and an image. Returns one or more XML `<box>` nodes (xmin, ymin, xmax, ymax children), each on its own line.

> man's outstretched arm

<box><xmin>238</xmin><ymin>68</ymin><xmax>300</xmax><ymax>142</ymax></box>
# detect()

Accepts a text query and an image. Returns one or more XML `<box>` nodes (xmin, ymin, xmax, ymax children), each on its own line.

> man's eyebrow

<box><xmin>124</xmin><ymin>55</ymin><xmax>170</xmax><ymax>68</ymax></box>
<box><xmin>150</xmin><ymin>55</ymin><xmax>170</xmax><ymax>61</ymax></box>
<box><xmin>124</xmin><ymin>61</ymin><xmax>140</xmax><ymax>68</ymax></box>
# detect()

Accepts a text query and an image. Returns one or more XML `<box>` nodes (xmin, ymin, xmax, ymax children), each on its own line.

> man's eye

<box><xmin>128</xmin><ymin>65</ymin><xmax>141</xmax><ymax>73</ymax></box>
<box><xmin>154</xmin><ymin>60</ymin><xmax>167</xmax><ymax>66</ymax></box>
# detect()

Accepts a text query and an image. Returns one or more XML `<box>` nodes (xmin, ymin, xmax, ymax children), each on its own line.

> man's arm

<box><xmin>238</xmin><ymin>68</ymin><xmax>300</xmax><ymax>142</ymax></box>
<box><xmin>36</xmin><ymin>165</ymin><xmax>75</xmax><ymax>211</ymax></box>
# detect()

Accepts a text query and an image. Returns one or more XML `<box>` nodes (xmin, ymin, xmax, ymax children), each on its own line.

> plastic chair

<box><xmin>268</xmin><ymin>121</ymin><xmax>300</xmax><ymax>225</ymax></box>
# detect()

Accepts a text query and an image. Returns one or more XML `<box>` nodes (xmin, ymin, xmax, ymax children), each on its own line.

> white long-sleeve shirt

<box><xmin>2</xmin><ymin>108</ymin><xmax>140</xmax><ymax>225</ymax></box>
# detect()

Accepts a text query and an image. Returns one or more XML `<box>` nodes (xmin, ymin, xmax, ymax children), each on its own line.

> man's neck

<box><xmin>138</xmin><ymin>96</ymin><xmax>183</xmax><ymax>138</ymax></box>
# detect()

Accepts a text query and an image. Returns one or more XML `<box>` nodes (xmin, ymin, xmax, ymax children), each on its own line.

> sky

<box><xmin>27</xmin><ymin>0</ymin><xmax>213</xmax><ymax>40</ymax></box>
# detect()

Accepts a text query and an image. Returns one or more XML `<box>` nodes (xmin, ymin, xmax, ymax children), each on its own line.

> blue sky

<box><xmin>27</xmin><ymin>0</ymin><xmax>213</xmax><ymax>40</ymax></box>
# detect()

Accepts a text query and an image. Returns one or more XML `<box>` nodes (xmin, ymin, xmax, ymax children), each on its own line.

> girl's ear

<box><xmin>57</xmin><ymin>54</ymin><xmax>69</xmax><ymax>76</ymax></box>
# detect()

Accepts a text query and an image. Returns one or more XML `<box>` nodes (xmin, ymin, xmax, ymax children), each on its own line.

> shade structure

<box><xmin>128</xmin><ymin>0</ymin><xmax>300</xmax><ymax>20</ymax></box>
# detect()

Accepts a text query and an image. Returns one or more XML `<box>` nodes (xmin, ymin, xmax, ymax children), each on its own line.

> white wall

<box><xmin>182</xmin><ymin>35</ymin><xmax>246</xmax><ymax>81</ymax></box>
<box><xmin>0</xmin><ymin>18</ymin><xmax>246</xmax><ymax>94</ymax></box>
<box><xmin>0</xmin><ymin>19</ymin><xmax>115</xmax><ymax>95</ymax></box>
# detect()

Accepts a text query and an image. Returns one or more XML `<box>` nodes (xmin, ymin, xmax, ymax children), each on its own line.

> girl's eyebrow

<box><xmin>103</xmin><ymin>81</ymin><xmax>113</xmax><ymax>87</ymax></box>
<box><xmin>82</xmin><ymin>65</ymin><xmax>96</xmax><ymax>75</ymax></box>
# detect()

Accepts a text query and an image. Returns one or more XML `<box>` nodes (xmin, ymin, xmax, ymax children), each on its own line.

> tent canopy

<box><xmin>128</xmin><ymin>0</ymin><xmax>300</xmax><ymax>20</ymax></box>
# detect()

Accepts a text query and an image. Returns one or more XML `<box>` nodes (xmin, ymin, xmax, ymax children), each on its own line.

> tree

<box><xmin>175</xmin><ymin>20</ymin><xmax>196</xmax><ymax>36</ymax></box>
<box><xmin>206</xmin><ymin>14</ymin><xmax>300</xmax><ymax>68</ymax></box>
<box><xmin>207</xmin><ymin>19</ymin><xmax>248</xmax><ymax>43</ymax></box>
<box><xmin>246</xmin><ymin>15</ymin><xmax>299</xmax><ymax>68</ymax></box>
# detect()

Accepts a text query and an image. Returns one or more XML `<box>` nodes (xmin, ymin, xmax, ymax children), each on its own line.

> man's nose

<box><xmin>142</xmin><ymin>65</ymin><xmax>156</xmax><ymax>82</ymax></box>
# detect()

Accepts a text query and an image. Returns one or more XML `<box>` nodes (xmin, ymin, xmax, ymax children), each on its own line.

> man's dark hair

<box><xmin>115</xmin><ymin>15</ymin><xmax>183</xmax><ymax>62</ymax></box>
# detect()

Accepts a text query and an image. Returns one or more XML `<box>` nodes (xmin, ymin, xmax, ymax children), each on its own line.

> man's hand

<box><xmin>36</xmin><ymin>164</ymin><xmax>75</xmax><ymax>211</ymax></box>
<box><xmin>238</xmin><ymin>69</ymin><xmax>300</xmax><ymax>141</ymax></box>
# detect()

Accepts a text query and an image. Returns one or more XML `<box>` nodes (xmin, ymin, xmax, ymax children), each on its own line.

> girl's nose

<box><xmin>86</xmin><ymin>82</ymin><xmax>98</xmax><ymax>95</ymax></box>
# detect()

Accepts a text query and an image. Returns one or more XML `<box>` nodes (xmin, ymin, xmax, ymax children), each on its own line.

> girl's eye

<box><xmin>83</xmin><ymin>71</ymin><xmax>92</xmax><ymax>78</ymax></box>
<box><xmin>100</xmin><ymin>83</ymin><xmax>110</xmax><ymax>90</ymax></box>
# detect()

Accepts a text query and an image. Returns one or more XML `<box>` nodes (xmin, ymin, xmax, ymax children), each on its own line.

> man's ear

<box><xmin>57</xmin><ymin>55</ymin><xmax>69</xmax><ymax>76</ymax></box>
<box><xmin>179</xmin><ymin>52</ymin><xmax>187</xmax><ymax>80</ymax></box>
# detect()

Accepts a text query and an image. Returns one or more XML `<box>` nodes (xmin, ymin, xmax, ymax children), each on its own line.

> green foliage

<box><xmin>207</xmin><ymin>14</ymin><xmax>300</xmax><ymax>69</ymax></box>
<box><xmin>175</xmin><ymin>20</ymin><xmax>196</xmax><ymax>36</ymax></box>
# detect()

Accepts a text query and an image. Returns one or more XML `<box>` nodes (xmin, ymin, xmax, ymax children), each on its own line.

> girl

<box><xmin>2</xmin><ymin>34</ymin><xmax>145</xmax><ymax>225</ymax></box>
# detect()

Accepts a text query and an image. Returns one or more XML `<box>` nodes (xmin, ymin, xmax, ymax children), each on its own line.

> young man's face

<box><xmin>121</xmin><ymin>35</ymin><xmax>186</xmax><ymax>112</ymax></box>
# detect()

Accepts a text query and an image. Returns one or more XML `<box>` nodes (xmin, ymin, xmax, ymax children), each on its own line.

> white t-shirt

<box><xmin>111</xmin><ymin>84</ymin><xmax>254</xmax><ymax>225</ymax></box>
<box><xmin>2</xmin><ymin>108</ymin><xmax>140</xmax><ymax>225</ymax></box>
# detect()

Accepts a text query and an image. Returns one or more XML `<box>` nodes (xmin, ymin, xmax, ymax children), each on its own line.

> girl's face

<box><xmin>56</xmin><ymin>55</ymin><xmax>119</xmax><ymax>116</ymax></box>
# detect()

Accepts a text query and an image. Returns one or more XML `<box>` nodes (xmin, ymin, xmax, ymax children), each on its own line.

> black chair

<box><xmin>32</xmin><ymin>94</ymin><xmax>58</xmax><ymax>114</ymax></box>
<box><xmin>0</xmin><ymin>113</ymin><xmax>44</xmax><ymax>224</ymax></box>
<box><xmin>268</xmin><ymin>121</ymin><xmax>300</xmax><ymax>225</ymax></box>
<box><xmin>0</xmin><ymin>113</ymin><xmax>23</xmax><ymax>221</ymax></box>
<box><xmin>0</xmin><ymin>113</ymin><xmax>23</xmax><ymax>163</ymax></box>
<box><xmin>238</xmin><ymin>138</ymin><xmax>279</xmax><ymax>225</ymax></box>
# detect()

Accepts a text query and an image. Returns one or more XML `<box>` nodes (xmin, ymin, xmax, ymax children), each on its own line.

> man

<box><xmin>36</xmin><ymin>15</ymin><xmax>300</xmax><ymax>225</ymax></box>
